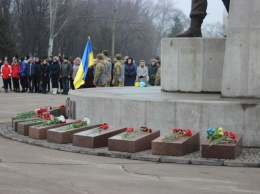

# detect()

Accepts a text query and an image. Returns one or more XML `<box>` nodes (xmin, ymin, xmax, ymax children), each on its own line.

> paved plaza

<box><xmin>0</xmin><ymin>91</ymin><xmax>260</xmax><ymax>194</ymax></box>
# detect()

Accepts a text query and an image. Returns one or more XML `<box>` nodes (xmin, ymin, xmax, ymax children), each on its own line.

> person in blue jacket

<box><xmin>19</xmin><ymin>56</ymin><xmax>28</xmax><ymax>93</ymax></box>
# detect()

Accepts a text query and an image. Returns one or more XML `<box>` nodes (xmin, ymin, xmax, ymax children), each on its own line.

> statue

<box><xmin>177</xmin><ymin>0</ymin><xmax>230</xmax><ymax>37</ymax></box>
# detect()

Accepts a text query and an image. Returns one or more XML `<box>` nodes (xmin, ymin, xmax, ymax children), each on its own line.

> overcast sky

<box><xmin>174</xmin><ymin>0</ymin><xmax>228</xmax><ymax>24</ymax></box>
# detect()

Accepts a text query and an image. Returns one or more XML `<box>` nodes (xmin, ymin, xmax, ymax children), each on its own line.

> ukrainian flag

<box><xmin>73</xmin><ymin>38</ymin><xmax>94</xmax><ymax>89</ymax></box>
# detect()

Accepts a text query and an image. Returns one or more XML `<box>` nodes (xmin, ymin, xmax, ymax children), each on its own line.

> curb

<box><xmin>1</xmin><ymin>123</ymin><xmax>259</xmax><ymax>168</ymax></box>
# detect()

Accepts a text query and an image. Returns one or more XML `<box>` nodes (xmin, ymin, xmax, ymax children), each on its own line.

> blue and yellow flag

<box><xmin>73</xmin><ymin>38</ymin><xmax>94</xmax><ymax>89</ymax></box>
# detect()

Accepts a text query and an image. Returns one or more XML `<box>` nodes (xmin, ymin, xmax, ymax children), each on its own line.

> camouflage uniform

<box><xmin>155</xmin><ymin>67</ymin><xmax>161</xmax><ymax>86</ymax></box>
<box><xmin>93</xmin><ymin>60</ymin><xmax>106</xmax><ymax>87</ymax></box>
<box><xmin>104</xmin><ymin>57</ymin><xmax>112</xmax><ymax>87</ymax></box>
<box><xmin>112</xmin><ymin>60</ymin><xmax>123</xmax><ymax>87</ymax></box>
<box><xmin>177</xmin><ymin>0</ymin><xmax>230</xmax><ymax>37</ymax></box>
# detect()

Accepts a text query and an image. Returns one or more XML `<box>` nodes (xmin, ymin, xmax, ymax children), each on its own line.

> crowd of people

<box><xmin>0</xmin><ymin>50</ymin><xmax>161</xmax><ymax>94</ymax></box>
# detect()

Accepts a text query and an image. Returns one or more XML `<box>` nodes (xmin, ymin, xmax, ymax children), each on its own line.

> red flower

<box><xmin>49</xmin><ymin>106</ymin><xmax>53</xmax><ymax>110</ymax></box>
<box><xmin>44</xmin><ymin>114</ymin><xmax>51</xmax><ymax>120</ymax></box>
<box><xmin>100</xmin><ymin>123</ymin><xmax>109</xmax><ymax>130</ymax></box>
<box><xmin>224</xmin><ymin>132</ymin><xmax>229</xmax><ymax>136</ymax></box>
<box><xmin>77</xmin><ymin>120</ymin><xmax>82</xmax><ymax>123</ymax></box>
<box><xmin>140</xmin><ymin>126</ymin><xmax>148</xmax><ymax>131</ymax></box>
<box><xmin>147</xmin><ymin>128</ymin><xmax>152</xmax><ymax>133</ymax></box>
<box><xmin>173</xmin><ymin>128</ymin><xmax>181</xmax><ymax>133</ymax></box>
<box><xmin>60</xmin><ymin>104</ymin><xmax>66</xmax><ymax>108</ymax></box>
<box><xmin>229</xmin><ymin>132</ymin><xmax>236</xmax><ymax>139</ymax></box>
<box><xmin>126</xmin><ymin>128</ymin><xmax>134</xmax><ymax>132</ymax></box>
<box><xmin>186</xmin><ymin>129</ymin><xmax>192</xmax><ymax>136</ymax></box>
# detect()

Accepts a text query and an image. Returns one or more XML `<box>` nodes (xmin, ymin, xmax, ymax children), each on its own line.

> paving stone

<box><xmin>160</xmin><ymin>156</ymin><xmax>191</xmax><ymax>164</ymax></box>
<box><xmin>224</xmin><ymin>160</ymin><xmax>259</xmax><ymax>167</ymax></box>
<box><xmin>131</xmin><ymin>154</ymin><xmax>160</xmax><ymax>162</ymax></box>
<box><xmin>191</xmin><ymin>158</ymin><xmax>224</xmax><ymax>166</ymax></box>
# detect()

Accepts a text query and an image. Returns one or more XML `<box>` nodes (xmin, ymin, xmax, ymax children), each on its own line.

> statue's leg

<box><xmin>177</xmin><ymin>0</ymin><xmax>207</xmax><ymax>37</ymax></box>
<box><xmin>222</xmin><ymin>0</ymin><xmax>230</xmax><ymax>13</ymax></box>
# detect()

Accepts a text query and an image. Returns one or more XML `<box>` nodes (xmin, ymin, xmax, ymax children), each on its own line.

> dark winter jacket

<box><xmin>124</xmin><ymin>59</ymin><xmax>137</xmax><ymax>86</ymax></box>
<box><xmin>25</xmin><ymin>62</ymin><xmax>37</xmax><ymax>77</ymax></box>
<box><xmin>50</xmin><ymin>61</ymin><xmax>60</xmax><ymax>79</ymax></box>
<box><xmin>148</xmin><ymin>64</ymin><xmax>158</xmax><ymax>86</ymax></box>
<box><xmin>35</xmin><ymin>62</ymin><xmax>42</xmax><ymax>81</ymax></box>
<box><xmin>41</xmin><ymin>64</ymin><xmax>50</xmax><ymax>82</ymax></box>
<box><xmin>60</xmin><ymin>62</ymin><xmax>72</xmax><ymax>78</ymax></box>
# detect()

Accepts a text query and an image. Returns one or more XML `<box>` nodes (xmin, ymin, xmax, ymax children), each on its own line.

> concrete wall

<box><xmin>222</xmin><ymin>0</ymin><xmax>260</xmax><ymax>97</ymax></box>
<box><xmin>70</xmin><ymin>88</ymin><xmax>260</xmax><ymax>148</ymax></box>
<box><xmin>161</xmin><ymin>38</ymin><xmax>226</xmax><ymax>93</ymax></box>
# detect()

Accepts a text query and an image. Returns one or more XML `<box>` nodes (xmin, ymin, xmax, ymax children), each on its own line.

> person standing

<box><xmin>34</xmin><ymin>57</ymin><xmax>42</xmax><ymax>93</ymax></box>
<box><xmin>71</xmin><ymin>58</ymin><xmax>81</xmax><ymax>90</ymax></box>
<box><xmin>47</xmin><ymin>56</ymin><xmax>53</xmax><ymax>92</ymax></box>
<box><xmin>155</xmin><ymin>61</ymin><xmax>161</xmax><ymax>86</ymax></box>
<box><xmin>11</xmin><ymin>58</ymin><xmax>21</xmax><ymax>92</ymax></box>
<box><xmin>19</xmin><ymin>56</ymin><xmax>28</xmax><ymax>93</ymax></box>
<box><xmin>50</xmin><ymin>56</ymin><xmax>60</xmax><ymax>94</ymax></box>
<box><xmin>102</xmin><ymin>50</ymin><xmax>112</xmax><ymax>87</ymax></box>
<box><xmin>25</xmin><ymin>56</ymin><xmax>37</xmax><ymax>93</ymax></box>
<box><xmin>1</xmin><ymin>61</ymin><xmax>12</xmax><ymax>93</ymax></box>
<box><xmin>136</xmin><ymin>60</ymin><xmax>148</xmax><ymax>84</ymax></box>
<box><xmin>60</xmin><ymin>57</ymin><xmax>72</xmax><ymax>95</ymax></box>
<box><xmin>93</xmin><ymin>54</ymin><xmax>106</xmax><ymax>87</ymax></box>
<box><xmin>124</xmin><ymin>57</ymin><xmax>136</xmax><ymax>86</ymax></box>
<box><xmin>112</xmin><ymin>54</ymin><xmax>124</xmax><ymax>87</ymax></box>
<box><xmin>41</xmin><ymin>59</ymin><xmax>50</xmax><ymax>94</ymax></box>
<box><xmin>148</xmin><ymin>59</ymin><xmax>158</xmax><ymax>86</ymax></box>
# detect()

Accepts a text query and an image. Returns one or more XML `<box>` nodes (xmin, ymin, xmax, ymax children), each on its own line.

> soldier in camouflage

<box><xmin>112</xmin><ymin>54</ymin><xmax>124</xmax><ymax>87</ymax></box>
<box><xmin>177</xmin><ymin>0</ymin><xmax>230</xmax><ymax>37</ymax></box>
<box><xmin>93</xmin><ymin>54</ymin><xmax>106</xmax><ymax>87</ymax></box>
<box><xmin>102</xmin><ymin>50</ymin><xmax>112</xmax><ymax>87</ymax></box>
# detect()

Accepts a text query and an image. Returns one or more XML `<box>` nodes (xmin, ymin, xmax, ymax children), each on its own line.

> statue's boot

<box><xmin>176</xmin><ymin>17</ymin><xmax>203</xmax><ymax>37</ymax></box>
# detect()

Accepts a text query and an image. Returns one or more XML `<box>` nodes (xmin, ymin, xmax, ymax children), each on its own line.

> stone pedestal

<box><xmin>222</xmin><ymin>0</ymin><xmax>260</xmax><ymax>97</ymax></box>
<box><xmin>73</xmin><ymin>126</ymin><xmax>126</xmax><ymax>149</ymax></box>
<box><xmin>29</xmin><ymin>119</ymin><xmax>76</xmax><ymax>140</ymax></box>
<box><xmin>161</xmin><ymin>38</ymin><xmax>225</xmax><ymax>92</ymax></box>
<box><xmin>49</xmin><ymin>108</ymin><xmax>67</xmax><ymax>118</ymax></box>
<box><xmin>13</xmin><ymin>117</ymin><xmax>39</xmax><ymax>131</ymax></box>
<box><xmin>47</xmin><ymin>124</ymin><xmax>99</xmax><ymax>144</ymax></box>
<box><xmin>152</xmin><ymin>132</ymin><xmax>200</xmax><ymax>156</ymax></box>
<box><xmin>201</xmin><ymin>134</ymin><xmax>243</xmax><ymax>159</ymax></box>
<box><xmin>17</xmin><ymin>120</ymin><xmax>45</xmax><ymax>136</ymax></box>
<box><xmin>108</xmin><ymin>130</ymin><xmax>160</xmax><ymax>153</ymax></box>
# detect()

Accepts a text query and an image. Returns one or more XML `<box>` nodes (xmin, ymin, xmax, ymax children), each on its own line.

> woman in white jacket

<box><xmin>136</xmin><ymin>60</ymin><xmax>148</xmax><ymax>84</ymax></box>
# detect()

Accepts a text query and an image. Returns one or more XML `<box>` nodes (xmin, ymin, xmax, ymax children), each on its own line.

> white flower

<box><xmin>57</xmin><ymin>115</ymin><xmax>66</xmax><ymax>123</ymax></box>
<box><xmin>83</xmin><ymin>117</ymin><xmax>90</xmax><ymax>125</ymax></box>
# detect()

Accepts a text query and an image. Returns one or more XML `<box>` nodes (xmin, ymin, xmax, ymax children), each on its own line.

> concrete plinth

<box><xmin>221</xmin><ymin>0</ymin><xmax>260</xmax><ymax>97</ymax></box>
<box><xmin>161</xmin><ymin>38</ymin><xmax>225</xmax><ymax>93</ymax></box>
<box><xmin>69</xmin><ymin>87</ymin><xmax>260</xmax><ymax>148</ymax></box>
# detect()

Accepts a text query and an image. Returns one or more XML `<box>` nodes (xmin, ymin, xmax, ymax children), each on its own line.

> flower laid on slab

<box><xmin>60</xmin><ymin>104</ymin><xmax>66</xmax><ymax>109</ymax></box>
<box><xmin>22</xmin><ymin>119</ymin><xmax>44</xmax><ymax>125</ymax></box>
<box><xmin>162</xmin><ymin>128</ymin><xmax>193</xmax><ymax>142</ymax></box>
<box><xmin>34</xmin><ymin>115</ymin><xmax>66</xmax><ymax>128</ymax></box>
<box><xmin>13</xmin><ymin>111</ymin><xmax>37</xmax><ymax>119</ymax></box>
<box><xmin>84</xmin><ymin>123</ymin><xmax>109</xmax><ymax>136</ymax></box>
<box><xmin>207</xmin><ymin>127</ymin><xmax>237</xmax><ymax>146</ymax></box>
<box><xmin>121</xmin><ymin>126</ymin><xmax>153</xmax><ymax>140</ymax></box>
<box><xmin>55</xmin><ymin>117</ymin><xmax>90</xmax><ymax>131</ymax></box>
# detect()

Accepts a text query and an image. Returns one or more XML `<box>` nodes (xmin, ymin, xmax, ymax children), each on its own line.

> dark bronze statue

<box><xmin>177</xmin><ymin>0</ymin><xmax>230</xmax><ymax>37</ymax></box>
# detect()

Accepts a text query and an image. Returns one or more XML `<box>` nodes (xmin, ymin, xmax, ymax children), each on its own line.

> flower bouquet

<box><xmin>162</xmin><ymin>128</ymin><xmax>192</xmax><ymax>142</ymax></box>
<box><xmin>207</xmin><ymin>127</ymin><xmax>237</xmax><ymax>146</ymax></box>
<box><xmin>55</xmin><ymin>118</ymin><xmax>90</xmax><ymax>132</ymax></box>
<box><xmin>135</xmin><ymin>82</ymin><xmax>147</xmax><ymax>88</ymax></box>
<box><xmin>84</xmin><ymin>123</ymin><xmax>109</xmax><ymax>136</ymax></box>
<box><xmin>33</xmin><ymin>115</ymin><xmax>66</xmax><ymax>128</ymax></box>
<box><xmin>121</xmin><ymin>126</ymin><xmax>153</xmax><ymax>140</ymax></box>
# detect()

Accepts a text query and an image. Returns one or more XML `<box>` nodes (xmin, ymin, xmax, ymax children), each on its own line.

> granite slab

<box><xmin>17</xmin><ymin>120</ymin><xmax>45</xmax><ymax>136</ymax></box>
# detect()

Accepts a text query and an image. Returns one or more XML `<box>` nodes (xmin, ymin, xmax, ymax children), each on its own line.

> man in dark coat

<box><xmin>124</xmin><ymin>57</ymin><xmax>137</xmax><ymax>86</ymax></box>
<box><xmin>148</xmin><ymin>59</ymin><xmax>158</xmax><ymax>86</ymax></box>
<box><xmin>25</xmin><ymin>56</ymin><xmax>37</xmax><ymax>93</ymax></box>
<box><xmin>41</xmin><ymin>59</ymin><xmax>50</xmax><ymax>94</ymax></box>
<box><xmin>177</xmin><ymin>0</ymin><xmax>230</xmax><ymax>37</ymax></box>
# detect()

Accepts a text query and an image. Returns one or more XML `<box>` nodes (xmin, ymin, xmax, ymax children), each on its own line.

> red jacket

<box><xmin>1</xmin><ymin>64</ymin><xmax>12</xmax><ymax>79</ymax></box>
<box><xmin>11</xmin><ymin>64</ymin><xmax>21</xmax><ymax>78</ymax></box>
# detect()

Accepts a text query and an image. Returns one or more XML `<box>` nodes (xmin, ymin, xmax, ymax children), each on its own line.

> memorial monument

<box><xmin>69</xmin><ymin>0</ymin><xmax>260</xmax><ymax>148</ymax></box>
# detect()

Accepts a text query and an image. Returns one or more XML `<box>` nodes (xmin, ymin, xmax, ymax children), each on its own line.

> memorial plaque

<box><xmin>17</xmin><ymin>120</ymin><xmax>45</xmax><ymax>136</ymax></box>
<box><xmin>108</xmin><ymin>130</ymin><xmax>160</xmax><ymax>153</ymax></box>
<box><xmin>13</xmin><ymin>117</ymin><xmax>39</xmax><ymax>131</ymax></box>
<box><xmin>152</xmin><ymin>131</ymin><xmax>200</xmax><ymax>156</ymax></box>
<box><xmin>47</xmin><ymin>124</ymin><xmax>99</xmax><ymax>144</ymax></box>
<box><xmin>201</xmin><ymin>134</ymin><xmax>243</xmax><ymax>159</ymax></box>
<box><xmin>29</xmin><ymin>119</ymin><xmax>76</xmax><ymax>140</ymax></box>
<box><xmin>73</xmin><ymin>126</ymin><xmax>126</xmax><ymax>148</ymax></box>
